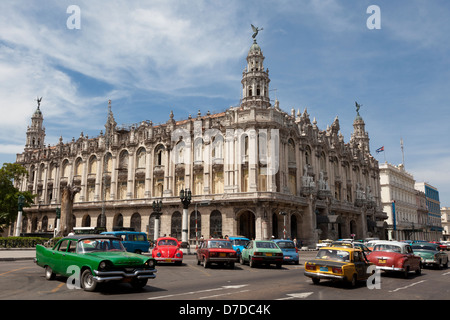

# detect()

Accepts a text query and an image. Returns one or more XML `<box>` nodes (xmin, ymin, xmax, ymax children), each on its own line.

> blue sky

<box><xmin>1</xmin><ymin>0</ymin><xmax>449</xmax><ymax>206</ymax></box>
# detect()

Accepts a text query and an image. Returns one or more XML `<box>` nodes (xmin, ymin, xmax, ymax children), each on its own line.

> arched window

<box><xmin>305</xmin><ymin>146</ymin><xmax>311</xmax><ymax>165</ymax></box>
<box><xmin>131</xmin><ymin>212</ymin><xmax>141</xmax><ymax>232</ymax></box>
<box><xmin>210</xmin><ymin>211</ymin><xmax>222</xmax><ymax>238</ymax></box>
<box><xmin>154</xmin><ymin>144</ymin><xmax>165</xmax><ymax>166</ymax></box>
<box><xmin>136</xmin><ymin>148</ymin><xmax>146</xmax><ymax>168</ymax></box>
<box><xmin>74</xmin><ymin>158</ymin><xmax>83</xmax><ymax>176</ymax></box>
<box><xmin>42</xmin><ymin>216</ymin><xmax>48</xmax><ymax>231</ymax></box>
<box><xmin>88</xmin><ymin>156</ymin><xmax>97</xmax><ymax>174</ymax></box>
<box><xmin>114</xmin><ymin>213</ymin><xmax>123</xmax><ymax>229</ymax></box>
<box><xmin>82</xmin><ymin>214</ymin><xmax>91</xmax><ymax>227</ymax></box>
<box><xmin>171</xmin><ymin>212</ymin><xmax>182</xmax><ymax>239</ymax></box>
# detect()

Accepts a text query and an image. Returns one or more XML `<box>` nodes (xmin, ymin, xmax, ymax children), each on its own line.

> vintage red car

<box><xmin>366</xmin><ymin>241</ymin><xmax>422</xmax><ymax>278</ymax></box>
<box><xmin>152</xmin><ymin>237</ymin><xmax>183</xmax><ymax>265</ymax></box>
<box><xmin>197</xmin><ymin>239</ymin><xmax>237</xmax><ymax>269</ymax></box>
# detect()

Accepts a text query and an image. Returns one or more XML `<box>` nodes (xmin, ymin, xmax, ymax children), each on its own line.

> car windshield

<box><xmin>256</xmin><ymin>241</ymin><xmax>278</xmax><ymax>249</ymax></box>
<box><xmin>77</xmin><ymin>238</ymin><xmax>126</xmax><ymax>253</ymax></box>
<box><xmin>331</xmin><ymin>242</ymin><xmax>352</xmax><ymax>248</ymax></box>
<box><xmin>412</xmin><ymin>244</ymin><xmax>438</xmax><ymax>251</ymax></box>
<box><xmin>232</xmin><ymin>239</ymin><xmax>249</xmax><ymax>246</ymax></box>
<box><xmin>316</xmin><ymin>249</ymin><xmax>350</xmax><ymax>262</ymax></box>
<box><xmin>207</xmin><ymin>240</ymin><xmax>233</xmax><ymax>249</ymax></box>
<box><xmin>158</xmin><ymin>239</ymin><xmax>178</xmax><ymax>246</ymax></box>
<box><xmin>276</xmin><ymin>241</ymin><xmax>295</xmax><ymax>249</ymax></box>
<box><xmin>373</xmin><ymin>244</ymin><xmax>401</xmax><ymax>253</ymax></box>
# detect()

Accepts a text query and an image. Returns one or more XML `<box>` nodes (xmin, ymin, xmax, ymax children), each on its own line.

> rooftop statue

<box><xmin>251</xmin><ymin>24</ymin><xmax>263</xmax><ymax>39</ymax></box>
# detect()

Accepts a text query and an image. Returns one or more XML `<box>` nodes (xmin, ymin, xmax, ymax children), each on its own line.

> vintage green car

<box><xmin>240</xmin><ymin>240</ymin><xmax>283</xmax><ymax>268</ymax></box>
<box><xmin>35</xmin><ymin>235</ymin><xmax>157</xmax><ymax>291</ymax></box>
<box><xmin>411</xmin><ymin>242</ymin><xmax>449</xmax><ymax>269</ymax></box>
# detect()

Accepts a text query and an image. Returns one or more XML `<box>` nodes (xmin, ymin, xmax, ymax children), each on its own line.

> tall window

<box><xmin>210</xmin><ymin>211</ymin><xmax>222</xmax><ymax>238</ymax></box>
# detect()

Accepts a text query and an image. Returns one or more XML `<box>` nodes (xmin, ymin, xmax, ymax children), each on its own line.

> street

<box><xmin>0</xmin><ymin>251</ymin><xmax>449</xmax><ymax>301</ymax></box>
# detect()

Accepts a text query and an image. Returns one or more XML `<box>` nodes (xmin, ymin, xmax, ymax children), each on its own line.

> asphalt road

<box><xmin>0</xmin><ymin>251</ymin><xmax>449</xmax><ymax>302</ymax></box>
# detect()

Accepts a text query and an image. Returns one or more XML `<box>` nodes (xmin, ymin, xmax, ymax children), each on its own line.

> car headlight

<box><xmin>99</xmin><ymin>260</ymin><xmax>110</xmax><ymax>271</ymax></box>
<box><xmin>145</xmin><ymin>259</ymin><xmax>155</xmax><ymax>268</ymax></box>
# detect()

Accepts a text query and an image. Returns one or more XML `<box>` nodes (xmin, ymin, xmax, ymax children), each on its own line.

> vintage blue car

<box><xmin>228</xmin><ymin>236</ymin><xmax>250</xmax><ymax>261</ymax></box>
<box><xmin>101</xmin><ymin>231</ymin><xmax>150</xmax><ymax>254</ymax></box>
<box><xmin>273</xmin><ymin>239</ymin><xmax>299</xmax><ymax>264</ymax></box>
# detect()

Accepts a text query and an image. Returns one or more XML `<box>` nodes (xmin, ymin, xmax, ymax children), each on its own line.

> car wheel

<box><xmin>276</xmin><ymin>263</ymin><xmax>282</xmax><ymax>269</ymax></box>
<box><xmin>45</xmin><ymin>266</ymin><xmax>55</xmax><ymax>280</ymax></box>
<box><xmin>81</xmin><ymin>269</ymin><xmax>97</xmax><ymax>292</ymax></box>
<box><xmin>350</xmin><ymin>274</ymin><xmax>357</xmax><ymax>287</ymax></box>
<box><xmin>249</xmin><ymin>257</ymin><xmax>256</xmax><ymax>268</ymax></box>
<box><xmin>312</xmin><ymin>278</ymin><xmax>320</xmax><ymax>285</ymax></box>
<box><xmin>444</xmin><ymin>259</ymin><xmax>448</xmax><ymax>269</ymax></box>
<box><xmin>130</xmin><ymin>278</ymin><xmax>148</xmax><ymax>289</ymax></box>
<box><xmin>203</xmin><ymin>257</ymin><xmax>209</xmax><ymax>268</ymax></box>
<box><xmin>403</xmin><ymin>266</ymin><xmax>410</xmax><ymax>279</ymax></box>
<box><xmin>229</xmin><ymin>261</ymin><xmax>235</xmax><ymax>269</ymax></box>
<box><xmin>240</xmin><ymin>255</ymin><xmax>245</xmax><ymax>265</ymax></box>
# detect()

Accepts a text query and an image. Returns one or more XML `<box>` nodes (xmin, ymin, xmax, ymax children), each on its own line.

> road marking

<box><xmin>186</xmin><ymin>262</ymin><xmax>211</xmax><ymax>277</ymax></box>
<box><xmin>0</xmin><ymin>267</ymin><xmax>32</xmax><ymax>277</ymax></box>
<box><xmin>199</xmin><ymin>289</ymin><xmax>250</xmax><ymax>299</ymax></box>
<box><xmin>388</xmin><ymin>280</ymin><xmax>426</xmax><ymax>293</ymax></box>
<box><xmin>276</xmin><ymin>292</ymin><xmax>314</xmax><ymax>300</ymax></box>
<box><xmin>443</xmin><ymin>271</ymin><xmax>450</xmax><ymax>276</ymax></box>
<box><xmin>51</xmin><ymin>282</ymin><xmax>66</xmax><ymax>293</ymax></box>
<box><xmin>148</xmin><ymin>284</ymin><xmax>249</xmax><ymax>300</ymax></box>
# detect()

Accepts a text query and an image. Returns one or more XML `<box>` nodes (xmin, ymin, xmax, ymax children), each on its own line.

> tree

<box><xmin>0</xmin><ymin>163</ymin><xmax>35</xmax><ymax>233</ymax></box>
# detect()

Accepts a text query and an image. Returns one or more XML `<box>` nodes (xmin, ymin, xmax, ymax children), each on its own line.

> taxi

<box><xmin>304</xmin><ymin>246</ymin><xmax>373</xmax><ymax>287</ymax></box>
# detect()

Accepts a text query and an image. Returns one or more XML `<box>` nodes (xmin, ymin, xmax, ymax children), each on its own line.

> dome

<box><xmin>249</xmin><ymin>40</ymin><xmax>261</xmax><ymax>53</ymax></box>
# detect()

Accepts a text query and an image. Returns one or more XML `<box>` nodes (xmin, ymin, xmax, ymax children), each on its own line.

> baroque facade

<box><xmin>14</xmin><ymin>38</ymin><xmax>387</xmax><ymax>247</ymax></box>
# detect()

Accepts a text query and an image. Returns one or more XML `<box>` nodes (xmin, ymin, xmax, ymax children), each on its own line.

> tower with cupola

<box><xmin>241</xmin><ymin>34</ymin><xmax>271</xmax><ymax>108</ymax></box>
<box><xmin>25</xmin><ymin>98</ymin><xmax>46</xmax><ymax>151</ymax></box>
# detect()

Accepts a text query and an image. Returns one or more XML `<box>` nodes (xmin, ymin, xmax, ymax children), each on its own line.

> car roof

<box><xmin>62</xmin><ymin>235</ymin><xmax>120</xmax><ymax>241</ymax></box>
<box><xmin>156</xmin><ymin>236</ymin><xmax>178</xmax><ymax>240</ymax></box>
<box><xmin>372</xmin><ymin>240</ymin><xmax>408</xmax><ymax>247</ymax></box>
<box><xmin>102</xmin><ymin>231</ymin><xmax>145</xmax><ymax>234</ymax></box>
<box><xmin>320</xmin><ymin>246</ymin><xmax>360</xmax><ymax>252</ymax></box>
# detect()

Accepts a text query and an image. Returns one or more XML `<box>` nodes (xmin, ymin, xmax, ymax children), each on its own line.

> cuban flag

<box><xmin>376</xmin><ymin>146</ymin><xmax>384</xmax><ymax>153</ymax></box>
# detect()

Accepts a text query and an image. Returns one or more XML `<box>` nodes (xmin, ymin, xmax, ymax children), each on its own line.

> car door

<box><xmin>353</xmin><ymin>251</ymin><xmax>368</xmax><ymax>280</ymax></box>
<box><xmin>242</xmin><ymin>241</ymin><xmax>253</xmax><ymax>262</ymax></box>
<box><xmin>60</xmin><ymin>240</ymin><xmax>81</xmax><ymax>277</ymax></box>
<box><xmin>52</xmin><ymin>239</ymin><xmax>70</xmax><ymax>274</ymax></box>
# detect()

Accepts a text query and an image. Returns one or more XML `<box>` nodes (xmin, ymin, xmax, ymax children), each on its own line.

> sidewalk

<box><xmin>0</xmin><ymin>248</ymin><xmax>36</xmax><ymax>261</ymax></box>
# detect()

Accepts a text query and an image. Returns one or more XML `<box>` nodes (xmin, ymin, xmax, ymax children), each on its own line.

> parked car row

<box><xmin>304</xmin><ymin>239</ymin><xmax>449</xmax><ymax>288</ymax></box>
<box><xmin>35</xmin><ymin>232</ymin><xmax>302</xmax><ymax>292</ymax></box>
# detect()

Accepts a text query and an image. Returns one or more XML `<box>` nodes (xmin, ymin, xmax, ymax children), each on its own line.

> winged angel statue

<box><xmin>251</xmin><ymin>24</ymin><xmax>263</xmax><ymax>39</ymax></box>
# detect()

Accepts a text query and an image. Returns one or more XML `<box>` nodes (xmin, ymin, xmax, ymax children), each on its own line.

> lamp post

<box><xmin>54</xmin><ymin>207</ymin><xmax>61</xmax><ymax>237</ymax></box>
<box><xmin>179</xmin><ymin>188</ymin><xmax>191</xmax><ymax>249</ymax></box>
<box><xmin>152</xmin><ymin>200</ymin><xmax>163</xmax><ymax>241</ymax></box>
<box><xmin>280</xmin><ymin>211</ymin><xmax>287</xmax><ymax>239</ymax></box>
<box><xmin>14</xmin><ymin>195</ymin><xmax>25</xmax><ymax>237</ymax></box>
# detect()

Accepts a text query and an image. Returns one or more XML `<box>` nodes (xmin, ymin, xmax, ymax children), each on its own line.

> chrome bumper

<box><xmin>93</xmin><ymin>268</ymin><xmax>157</xmax><ymax>282</ymax></box>
<box><xmin>304</xmin><ymin>271</ymin><xmax>345</xmax><ymax>281</ymax></box>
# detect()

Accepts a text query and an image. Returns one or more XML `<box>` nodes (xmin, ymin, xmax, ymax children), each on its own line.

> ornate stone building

<box><xmin>14</xmin><ymin>38</ymin><xmax>387</xmax><ymax>247</ymax></box>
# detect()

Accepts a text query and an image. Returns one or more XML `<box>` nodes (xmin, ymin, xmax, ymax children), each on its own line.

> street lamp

<box><xmin>280</xmin><ymin>211</ymin><xmax>287</xmax><ymax>239</ymax></box>
<box><xmin>152</xmin><ymin>200</ymin><xmax>163</xmax><ymax>241</ymax></box>
<box><xmin>14</xmin><ymin>195</ymin><xmax>25</xmax><ymax>237</ymax></box>
<box><xmin>179</xmin><ymin>188</ymin><xmax>191</xmax><ymax>248</ymax></box>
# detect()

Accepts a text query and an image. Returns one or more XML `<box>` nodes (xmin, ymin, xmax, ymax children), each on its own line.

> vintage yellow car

<box><xmin>304</xmin><ymin>246</ymin><xmax>374</xmax><ymax>287</ymax></box>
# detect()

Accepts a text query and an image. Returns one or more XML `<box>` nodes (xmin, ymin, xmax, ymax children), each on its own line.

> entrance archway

<box><xmin>237</xmin><ymin>210</ymin><xmax>255</xmax><ymax>240</ymax></box>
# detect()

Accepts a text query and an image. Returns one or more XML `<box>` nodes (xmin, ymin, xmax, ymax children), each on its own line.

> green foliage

<box><xmin>0</xmin><ymin>163</ymin><xmax>36</xmax><ymax>232</ymax></box>
<box><xmin>0</xmin><ymin>237</ymin><xmax>49</xmax><ymax>248</ymax></box>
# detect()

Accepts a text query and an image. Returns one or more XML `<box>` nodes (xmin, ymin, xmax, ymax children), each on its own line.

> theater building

<box><xmin>14</xmin><ymin>38</ymin><xmax>387</xmax><ymax>247</ymax></box>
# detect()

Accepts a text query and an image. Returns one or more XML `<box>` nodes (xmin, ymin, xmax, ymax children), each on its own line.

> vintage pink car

<box><xmin>152</xmin><ymin>237</ymin><xmax>183</xmax><ymax>265</ymax></box>
<box><xmin>366</xmin><ymin>241</ymin><xmax>422</xmax><ymax>278</ymax></box>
